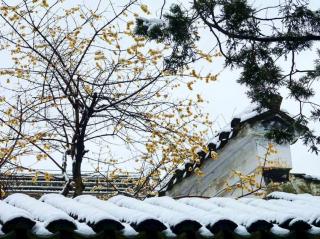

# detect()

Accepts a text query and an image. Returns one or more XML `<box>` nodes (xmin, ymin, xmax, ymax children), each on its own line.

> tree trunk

<box><xmin>71</xmin><ymin>96</ymin><xmax>96</xmax><ymax>197</ymax></box>
<box><xmin>72</xmin><ymin>139</ymin><xmax>85</xmax><ymax>197</ymax></box>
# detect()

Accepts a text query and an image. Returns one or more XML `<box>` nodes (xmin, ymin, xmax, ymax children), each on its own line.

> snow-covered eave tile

<box><xmin>1</xmin><ymin>192</ymin><xmax>320</xmax><ymax>238</ymax></box>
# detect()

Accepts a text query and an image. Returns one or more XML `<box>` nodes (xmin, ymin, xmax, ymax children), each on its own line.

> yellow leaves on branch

<box><xmin>84</xmin><ymin>84</ymin><xmax>93</xmax><ymax>95</ymax></box>
<box><xmin>8</xmin><ymin>13</ymin><xmax>20</xmax><ymax>22</ymax></box>
<box><xmin>226</xmin><ymin>167</ymin><xmax>264</xmax><ymax>195</ymax></box>
<box><xmin>187</xmin><ymin>81</ymin><xmax>194</xmax><ymax>90</ymax></box>
<box><xmin>0</xmin><ymin>188</ymin><xmax>5</xmax><ymax>198</ymax></box>
<box><xmin>210</xmin><ymin>151</ymin><xmax>218</xmax><ymax>160</ymax></box>
<box><xmin>141</xmin><ymin>108</ymin><xmax>210</xmax><ymax>172</ymax></box>
<box><xmin>266</xmin><ymin>143</ymin><xmax>278</xmax><ymax>155</ymax></box>
<box><xmin>4</xmin><ymin>108</ymin><xmax>13</xmax><ymax>116</ymax></box>
<box><xmin>196</xmin><ymin>94</ymin><xmax>204</xmax><ymax>103</ymax></box>
<box><xmin>43</xmin><ymin>143</ymin><xmax>51</xmax><ymax>150</ymax></box>
<box><xmin>140</xmin><ymin>4</ymin><xmax>150</xmax><ymax>15</ymax></box>
<box><xmin>41</xmin><ymin>0</ymin><xmax>49</xmax><ymax>8</ymax></box>
<box><xmin>32</xmin><ymin>172</ymin><xmax>39</xmax><ymax>183</ymax></box>
<box><xmin>204</xmin><ymin>73</ymin><xmax>218</xmax><ymax>83</ymax></box>
<box><xmin>36</xmin><ymin>153</ymin><xmax>47</xmax><ymax>161</ymax></box>
<box><xmin>226</xmin><ymin>143</ymin><xmax>277</xmax><ymax>196</ymax></box>
<box><xmin>194</xmin><ymin>167</ymin><xmax>205</xmax><ymax>176</ymax></box>
<box><xmin>197</xmin><ymin>49</ymin><xmax>223</xmax><ymax>62</ymax></box>
<box><xmin>146</xmin><ymin>142</ymin><xmax>156</xmax><ymax>154</ymax></box>
<box><xmin>126</xmin><ymin>21</ymin><xmax>134</xmax><ymax>31</ymax></box>
<box><xmin>96</xmin><ymin>62</ymin><xmax>102</xmax><ymax>70</ymax></box>
<box><xmin>0</xmin><ymin>148</ymin><xmax>11</xmax><ymax>159</ymax></box>
<box><xmin>32</xmin><ymin>172</ymin><xmax>53</xmax><ymax>184</ymax></box>
<box><xmin>64</xmin><ymin>6</ymin><xmax>80</xmax><ymax>16</ymax></box>
<box><xmin>197</xmin><ymin>50</ymin><xmax>213</xmax><ymax>63</ymax></box>
<box><xmin>66</xmin><ymin>34</ymin><xmax>77</xmax><ymax>49</ymax></box>
<box><xmin>26</xmin><ymin>132</ymin><xmax>48</xmax><ymax>144</ymax></box>
<box><xmin>0</xmin><ymin>5</ymin><xmax>18</xmax><ymax>17</ymax></box>
<box><xmin>44</xmin><ymin>172</ymin><xmax>52</xmax><ymax>182</ymax></box>
<box><xmin>94</xmin><ymin>51</ymin><xmax>105</xmax><ymax>61</ymax></box>
<box><xmin>0</xmin><ymin>96</ymin><xmax>6</xmax><ymax>104</ymax></box>
<box><xmin>101</xmin><ymin>29</ymin><xmax>119</xmax><ymax>45</ymax></box>
<box><xmin>191</xmin><ymin>69</ymin><xmax>198</xmax><ymax>78</ymax></box>
<box><xmin>187</xmin><ymin>69</ymin><xmax>218</xmax><ymax>84</ymax></box>
<box><xmin>148</xmin><ymin>49</ymin><xmax>161</xmax><ymax>56</ymax></box>
<box><xmin>7</xmin><ymin>118</ymin><xmax>19</xmax><ymax>126</ymax></box>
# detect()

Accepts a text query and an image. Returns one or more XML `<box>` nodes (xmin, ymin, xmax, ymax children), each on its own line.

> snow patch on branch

<box><xmin>135</xmin><ymin>17</ymin><xmax>166</xmax><ymax>35</ymax></box>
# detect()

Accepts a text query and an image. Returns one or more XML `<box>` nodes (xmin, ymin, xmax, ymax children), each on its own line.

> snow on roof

<box><xmin>0</xmin><ymin>200</ymin><xmax>33</xmax><ymax>225</ymax></box>
<box><xmin>108</xmin><ymin>195</ymin><xmax>201</xmax><ymax>234</ymax></box>
<box><xmin>180</xmin><ymin>197</ymin><xmax>270</xmax><ymax>233</ymax></box>
<box><xmin>31</xmin><ymin>222</ymin><xmax>53</xmax><ymax>237</ymax></box>
<box><xmin>238</xmin><ymin>198</ymin><xmax>308</xmax><ymax>228</ymax></box>
<box><xmin>4</xmin><ymin>193</ymin><xmax>76</xmax><ymax>232</ymax></box>
<box><xmin>291</xmin><ymin>173</ymin><xmax>320</xmax><ymax>182</ymax></box>
<box><xmin>233</xmin><ymin>104</ymin><xmax>267</xmax><ymax>122</ymax></box>
<box><xmin>74</xmin><ymin>221</ymin><xmax>96</xmax><ymax>236</ymax></box>
<box><xmin>1</xmin><ymin>192</ymin><xmax>320</xmax><ymax>238</ymax></box>
<box><xmin>268</xmin><ymin>191</ymin><xmax>319</xmax><ymax>202</ymax></box>
<box><xmin>0</xmin><ymin>200</ymin><xmax>35</xmax><ymax>233</ymax></box>
<box><xmin>267</xmin><ymin>191</ymin><xmax>320</xmax><ymax>226</ymax></box>
<box><xmin>75</xmin><ymin>195</ymin><xmax>166</xmax><ymax>232</ymax></box>
<box><xmin>145</xmin><ymin>196</ymin><xmax>237</xmax><ymax>234</ymax></box>
<box><xmin>40</xmin><ymin>194</ymin><xmax>123</xmax><ymax>232</ymax></box>
<box><xmin>121</xmin><ymin>222</ymin><xmax>139</xmax><ymax>237</ymax></box>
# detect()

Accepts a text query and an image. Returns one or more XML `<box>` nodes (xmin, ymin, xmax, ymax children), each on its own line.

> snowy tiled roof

<box><xmin>1</xmin><ymin>192</ymin><xmax>320</xmax><ymax>238</ymax></box>
<box><xmin>161</xmin><ymin>106</ymin><xmax>301</xmax><ymax>194</ymax></box>
<box><xmin>291</xmin><ymin>173</ymin><xmax>320</xmax><ymax>182</ymax></box>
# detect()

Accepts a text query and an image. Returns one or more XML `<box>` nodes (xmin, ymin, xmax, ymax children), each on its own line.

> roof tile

<box><xmin>0</xmin><ymin>192</ymin><xmax>320</xmax><ymax>238</ymax></box>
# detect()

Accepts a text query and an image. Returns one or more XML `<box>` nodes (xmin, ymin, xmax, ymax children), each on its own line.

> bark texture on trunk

<box><xmin>71</xmin><ymin>94</ymin><xmax>97</xmax><ymax>197</ymax></box>
<box><xmin>72</xmin><ymin>140</ymin><xmax>85</xmax><ymax>197</ymax></box>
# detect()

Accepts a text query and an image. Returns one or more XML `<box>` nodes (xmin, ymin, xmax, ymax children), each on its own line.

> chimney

<box><xmin>266</xmin><ymin>94</ymin><xmax>282</xmax><ymax>111</ymax></box>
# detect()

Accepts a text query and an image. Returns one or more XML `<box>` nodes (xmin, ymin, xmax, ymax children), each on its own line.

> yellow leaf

<box><xmin>44</xmin><ymin>143</ymin><xmax>51</xmax><ymax>150</ymax></box>
<box><xmin>84</xmin><ymin>84</ymin><xmax>93</xmax><ymax>95</ymax></box>
<box><xmin>210</xmin><ymin>151</ymin><xmax>218</xmax><ymax>160</ymax></box>
<box><xmin>42</xmin><ymin>0</ymin><xmax>49</xmax><ymax>7</ymax></box>
<box><xmin>0</xmin><ymin>188</ymin><xmax>5</xmax><ymax>198</ymax></box>
<box><xmin>140</xmin><ymin>4</ymin><xmax>150</xmax><ymax>14</ymax></box>
<box><xmin>44</xmin><ymin>172</ymin><xmax>52</xmax><ymax>182</ymax></box>
<box><xmin>0</xmin><ymin>96</ymin><xmax>5</xmax><ymax>104</ymax></box>
<box><xmin>194</xmin><ymin>167</ymin><xmax>205</xmax><ymax>176</ymax></box>
<box><xmin>187</xmin><ymin>81</ymin><xmax>193</xmax><ymax>90</ymax></box>
<box><xmin>5</xmin><ymin>108</ymin><xmax>13</xmax><ymax>116</ymax></box>
<box><xmin>32</xmin><ymin>172</ymin><xmax>39</xmax><ymax>183</ymax></box>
